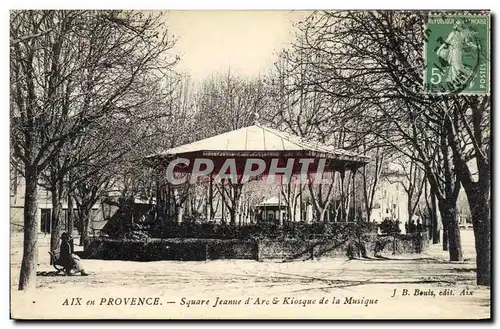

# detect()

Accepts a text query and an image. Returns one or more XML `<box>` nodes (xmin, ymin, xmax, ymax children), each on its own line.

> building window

<box><xmin>41</xmin><ymin>209</ymin><xmax>51</xmax><ymax>233</ymax></box>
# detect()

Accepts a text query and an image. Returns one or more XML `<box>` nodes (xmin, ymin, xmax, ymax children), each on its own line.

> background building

<box><xmin>10</xmin><ymin>169</ymin><xmax>102</xmax><ymax>234</ymax></box>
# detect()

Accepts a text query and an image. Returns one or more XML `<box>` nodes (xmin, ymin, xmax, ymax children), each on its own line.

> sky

<box><xmin>165</xmin><ymin>10</ymin><xmax>311</xmax><ymax>82</ymax></box>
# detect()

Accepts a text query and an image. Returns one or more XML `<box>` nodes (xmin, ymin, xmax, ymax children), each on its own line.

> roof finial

<box><xmin>253</xmin><ymin>112</ymin><xmax>260</xmax><ymax>125</ymax></box>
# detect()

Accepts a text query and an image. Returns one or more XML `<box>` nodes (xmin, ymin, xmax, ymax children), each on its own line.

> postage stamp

<box><xmin>424</xmin><ymin>12</ymin><xmax>490</xmax><ymax>94</ymax></box>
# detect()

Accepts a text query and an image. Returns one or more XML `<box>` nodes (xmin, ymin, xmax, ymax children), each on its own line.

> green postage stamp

<box><xmin>425</xmin><ymin>12</ymin><xmax>490</xmax><ymax>94</ymax></box>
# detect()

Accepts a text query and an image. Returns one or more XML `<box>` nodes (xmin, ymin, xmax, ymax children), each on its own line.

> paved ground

<box><xmin>10</xmin><ymin>230</ymin><xmax>490</xmax><ymax>319</ymax></box>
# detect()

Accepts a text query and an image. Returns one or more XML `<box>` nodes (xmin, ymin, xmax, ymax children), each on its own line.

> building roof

<box><xmin>147</xmin><ymin>124</ymin><xmax>370</xmax><ymax>166</ymax></box>
<box><xmin>258</xmin><ymin>196</ymin><xmax>286</xmax><ymax>207</ymax></box>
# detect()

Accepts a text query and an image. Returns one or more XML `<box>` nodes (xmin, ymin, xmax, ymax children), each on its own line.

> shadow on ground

<box><xmin>37</xmin><ymin>270</ymin><xmax>64</xmax><ymax>277</ymax></box>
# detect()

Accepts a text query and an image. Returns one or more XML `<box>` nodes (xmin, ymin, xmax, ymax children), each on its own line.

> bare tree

<box><xmin>307</xmin><ymin>173</ymin><xmax>336</xmax><ymax>223</ymax></box>
<box><xmin>446</xmin><ymin>95</ymin><xmax>490</xmax><ymax>285</ymax></box>
<box><xmin>360</xmin><ymin>146</ymin><xmax>385</xmax><ymax>223</ymax></box>
<box><xmin>188</xmin><ymin>71</ymin><xmax>269</xmax><ymax>225</ymax></box>
<box><xmin>10</xmin><ymin>10</ymin><xmax>178</xmax><ymax>290</ymax></box>
<box><xmin>216</xmin><ymin>181</ymin><xmax>243</xmax><ymax>226</ymax></box>
<box><xmin>286</xmin><ymin>11</ymin><xmax>469</xmax><ymax>263</ymax></box>
<box><xmin>194</xmin><ymin>70</ymin><xmax>268</xmax><ymax>137</ymax></box>
<box><xmin>279</xmin><ymin>176</ymin><xmax>307</xmax><ymax>223</ymax></box>
<box><xmin>387</xmin><ymin>154</ymin><xmax>426</xmax><ymax>226</ymax></box>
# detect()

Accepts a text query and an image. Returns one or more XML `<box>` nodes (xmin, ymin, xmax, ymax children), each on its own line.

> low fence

<box><xmin>83</xmin><ymin>232</ymin><xmax>429</xmax><ymax>262</ymax></box>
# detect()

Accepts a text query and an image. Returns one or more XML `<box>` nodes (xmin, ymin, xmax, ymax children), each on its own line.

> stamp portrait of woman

<box><xmin>436</xmin><ymin>19</ymin><xmax>480</xmax><ymax>87</ymax></box>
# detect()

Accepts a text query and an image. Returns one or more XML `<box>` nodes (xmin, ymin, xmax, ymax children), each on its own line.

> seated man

<box><xmin>59</xmin><ymin>232</ymin><xmax>89</xmax><ymax>276</ymax></box>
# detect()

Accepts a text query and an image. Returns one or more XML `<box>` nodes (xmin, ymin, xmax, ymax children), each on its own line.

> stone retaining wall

<box><xmin>83</xmin><ymin>232</ymin><xmax>429</xmax><ymax>261</ymax></box>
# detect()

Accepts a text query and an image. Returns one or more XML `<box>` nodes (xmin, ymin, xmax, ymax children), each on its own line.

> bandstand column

<box><xmin>339</xmin><ymin>168</ymin><xmax>345</xmax><ymax>222</ymax></box>
<box><xmin>352</xmin><ymin>168</ymin><xmax>357</xmax><ymax>222</ymax></box>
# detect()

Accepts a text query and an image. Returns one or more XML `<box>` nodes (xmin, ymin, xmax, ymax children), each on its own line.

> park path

<box><xmin>10</xmin><ymin>230</ymin><xmax>490</xmax><ymax>319</ymax></box>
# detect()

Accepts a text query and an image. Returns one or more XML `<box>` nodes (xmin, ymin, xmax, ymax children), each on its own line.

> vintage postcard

<box><xmin>10</xmin><ymin>9</ymin><xmax>491</xmax><ymax>320</ymax></box>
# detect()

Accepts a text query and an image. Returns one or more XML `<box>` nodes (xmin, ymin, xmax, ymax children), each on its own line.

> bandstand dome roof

<box><xmin>146</xmin><ymin>124</ymin><xmax>370</xmax><ymax>169</ymax></box>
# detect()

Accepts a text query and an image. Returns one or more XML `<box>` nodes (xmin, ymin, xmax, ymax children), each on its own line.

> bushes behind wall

<box><xmin>83</xmin><ymin>232</ymin><xmax>429</xmax><ymax>261</ymax></box>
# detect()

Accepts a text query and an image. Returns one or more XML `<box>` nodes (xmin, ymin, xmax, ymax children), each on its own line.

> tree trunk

<box><xmin>166</xmin><ymin>183</ymin><xmax>171</xmax><ymax>221</ymax></box>
<box><xmin>467</xmin><ymin>186</ymin><xmax>491</xmax><ymax>286</ymax></box>
<box><xmin>407</xmin><ymin>196</ymin><xmax>413</xmax><ymax>228</ymax></box>
<box><xmin>340</xmin><ymin>171</ymin><xmax>345</xmax><ymax>222</ymax></box>
<box><xmin>79</xmin><ymin>212</ymin><xmax>85</xmax><ymax>246</ymax></box>
<box><xmin>67</xmin><ymin>193</ymin><xmax>74</xmax><ymax>235</ymax></box>
<box><xmin>221</xmin><ymin>198</ymin><xmax>225</xmax><ymax>224</ymax></box>
<box><xmin>446</xmin><ymin>216</ymin><xmax>463</xmax><ymax>261</ymax></box>
<box><xmin>79</xmin><ymin>207</ymin><xmax>91</xmax><ymax>246</ymax></box>
<box><xmin>49</xmin><ymin>186</ymin><xmax>62</xmax><ymax>251</ymax></box>
<box><xmin>236</xmin><ymin>197</ymin><xmax>243</xmax><ymax>227</ymax></box>
<box><xmin>177</xmin><ymin>205</ymin><xmax>184</xmax><ymax>224</ymax></box>
<box><xmin>209</xmin><ymin>176</ymin><xmax>214</xmax><ymax>221</ymax></box>
<box><xmin>229</xmin><ymin>209</ymin><xmax>236</xmax><ymax>226</ymax></box>
<box><xmin>18</xmin><ymin>165</ymin><xmax>38</xmax><ymax>291</ymax></box>
<box><xmin>440</xmin><ymin>202</ymin><xmax>463</xmax><ymax>261</ymax></box>
<box><xmin>442</xmin><ymin>224</ymin><xmax>448</xmax><ymax>251</ymax></box>
<box><xmin>430</xmin><ymin>189</ymin><xmax>440</xmax><ymax>244</ymax></box>
<box><xmin>229</xmin><ymin>185</ymin><xmax>242</xmax><ymax>226</ymax></box>
<box><xmin>299</xmin><ymin>186</ymin><xmax>303</xmax><ymax>222</ymax></box>
<box><xmin>319</xmin><ymin>209</ymin><xmax>327</xmax><ymax>223</ymax></box>
<box><xmin>185</xmin><ymin>192</ymin><xmax>191</xmax><ymax>217</ymax></box>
